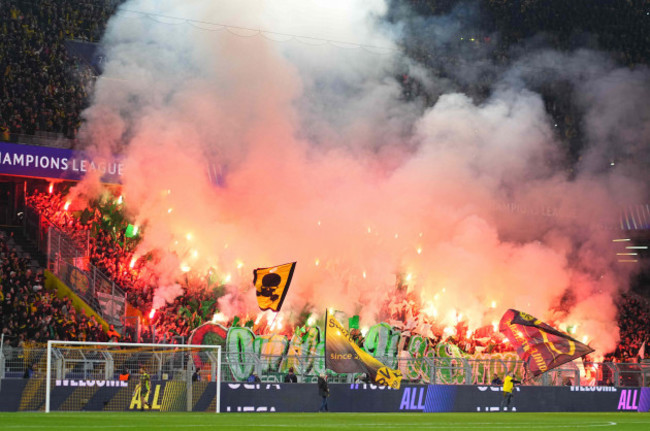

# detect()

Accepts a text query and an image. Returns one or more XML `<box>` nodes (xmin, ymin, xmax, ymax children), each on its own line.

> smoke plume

<box><xmin>77</xmin><ymin>0</ymin><xmax>650</xmax><ymax>354</ymax></box>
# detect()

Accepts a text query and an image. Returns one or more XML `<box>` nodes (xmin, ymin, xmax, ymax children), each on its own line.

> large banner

<box><xmin>325</xmin><ymin>312</ymin><xmax>402</xmax><ymax>389</ymax></box>
<box><xmin>0</xmin><ymin>141</ymin><xmax>122</xmax><ymax>183</ymax></box>
<box><xmin>499</xmin><ymin>309</ymin><xmax>595</xmax><ymax>376</ymax></box>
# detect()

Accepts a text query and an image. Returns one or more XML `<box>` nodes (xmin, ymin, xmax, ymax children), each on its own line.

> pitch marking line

<box><xmin>1</xmin><ymin>422</ymin><xmax>618</xmax><ymax>429</ymax></box>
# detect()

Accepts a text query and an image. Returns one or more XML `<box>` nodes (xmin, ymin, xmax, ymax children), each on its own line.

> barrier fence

<box><xmin>2</xmin><ymin>346</ymin><xmax>649</xmax><ymax>386</ymax></box>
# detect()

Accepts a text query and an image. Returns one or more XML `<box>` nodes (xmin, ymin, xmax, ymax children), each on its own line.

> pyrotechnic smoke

<box><xmin>77</xmin><ymin>0</ymin><xmax>649</xmax><ymax>354</ymax></box>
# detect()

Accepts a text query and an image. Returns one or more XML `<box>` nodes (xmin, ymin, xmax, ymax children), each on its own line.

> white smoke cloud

<box><xmin>77</xmin><ymin>0</ymin><xmax>649</xmax><ymax>355</ymax></box>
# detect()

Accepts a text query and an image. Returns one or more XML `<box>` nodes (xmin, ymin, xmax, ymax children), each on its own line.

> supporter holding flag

<box><xmin>325</xmin><ymin>310</ymin><xmax>402</xmax><ymax>389</ymax></box>
<box><xmin>637</xmin><ymin>340</ymin><xmax>646</xmax><ymax>361</ymax></box>
<box><xmin>253</xmin><ymin>262</ymin><xmax>296</xmax><ymax>312</ymax></box>
<box><xmin>499</xmin><ymin>309</ymin><xmax>595</xmax><ymax>377</ymax></box>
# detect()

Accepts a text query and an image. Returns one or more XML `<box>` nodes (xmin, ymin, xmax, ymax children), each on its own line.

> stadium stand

<box><xmin>0</xmin><ymin>0</ymin><xmax>649</xmax><ymax>385</ymax></box>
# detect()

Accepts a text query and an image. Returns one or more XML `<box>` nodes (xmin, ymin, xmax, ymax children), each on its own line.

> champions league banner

<box><xmin>3</xmin><ymin>380</ymin><xmax>649</xmax><ymax>412</ymax></box>
<box><xmin>0</xmin><ymin>142</ymin><xmax>123</xmax><ymax>184</ymax></box>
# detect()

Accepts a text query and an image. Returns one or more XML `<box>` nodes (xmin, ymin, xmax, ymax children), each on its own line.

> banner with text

<box><xmin>325</xmin><ymin>311</ymin><xmax>402</xmax><ymax>389</ymax></box>
<box><xmin>0</xmin><ymin>141</ymin><xmax>123</xmax><ymax>183</ymax></box>
<box><xmin>499</xmin><ymin>309</ymin><xmax>595</xmax><ymax>376</ymax></box>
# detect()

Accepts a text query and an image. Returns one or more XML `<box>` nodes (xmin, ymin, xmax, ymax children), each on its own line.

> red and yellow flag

<box><xmin>253</xmin><ymin>262</ymin><xmax>296</xmax><ymax>312</ymax></box>
<box><xmin>499</xmin><ymin>309</ymin><xmax>595</xmax><ymax>376</ymax></box>
<box><xmin>325</xmin><ymin>311</ymin><xmax>402</xmax><ymax>389</ymax></box>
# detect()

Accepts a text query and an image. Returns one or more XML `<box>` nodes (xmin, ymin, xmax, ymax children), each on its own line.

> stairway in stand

<box><xmin>0</xmin><ymin>225</ymin><xmax>47</xmax><ymax>269</ymax></box>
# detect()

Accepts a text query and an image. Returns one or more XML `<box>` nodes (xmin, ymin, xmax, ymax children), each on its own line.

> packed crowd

<box><xmin>2</xmin><ymin>0</ymin><xmax>649</xmax><ymax>364</ymax></box>
<box><xmin>2</xmin><ymin>1</ymin><xmax>648</xmax><ymax>142</ymax></box>
<box><xmin>0</xmin><ymin>0</ymin><xmax>122</xmax><ymax>141</ymax></box>
<box><xmin>610</xmin><ymin>294</ymin><xmax>650</xmax><ymax>362</ymax></box>
<box><xmin>25</xmin><ymin>189</ymin><xmax>219</xmax><ymax>344</ymax></box>
<box><xmin>0</xmin><ymin>230</ymin><xmax>106</xmax><ymax>347</ymax></box>
<box><xmin>16</xmin><ymin>188</ymin><xmax>650</xmax><ymax>364</ymax></box>
<box><xmin>394</xmin><ymin>0</ymin><xmax>650</xmax><ymax>169</ymax></box>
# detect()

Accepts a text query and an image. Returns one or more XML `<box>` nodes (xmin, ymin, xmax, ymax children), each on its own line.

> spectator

<box><xmin>247</xmin><ymin>372</ymin><xmax>261</xmax><ymax>383</ymax></box>
<box><xmin>23</xmin><ymin>363</ymin><xmax>35</xmax><ymax>379</ymax></box>
<box><xmin>284</xmin><ymin>367</ymin><xmax>298</xmax><ymax>383</ymax></box>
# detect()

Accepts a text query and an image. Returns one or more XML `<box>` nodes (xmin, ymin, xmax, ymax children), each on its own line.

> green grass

<box><xmin>0</xmin><ymin>412</ymin><xmax>648</xmax><ymax>430</ymax></box>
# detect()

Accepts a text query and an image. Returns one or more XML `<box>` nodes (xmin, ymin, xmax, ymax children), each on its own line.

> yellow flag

<box><xmin>325</xmin><ymin>311</ymin><xmax>402</xmax><ymax>389</ymax></box>
<box><xmin>253</xmin><ymin>262</ymin><xmax>296</xmax><ymax>311</ymax></box>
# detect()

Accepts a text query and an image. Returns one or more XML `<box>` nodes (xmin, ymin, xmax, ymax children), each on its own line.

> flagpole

<box><xmin>270</xmin><ymin>311</ymin><xmax>280</xmax><ymax>330</ymax></box>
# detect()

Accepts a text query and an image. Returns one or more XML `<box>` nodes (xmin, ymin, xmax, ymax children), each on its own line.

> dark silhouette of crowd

<box><xmin>0</xmin><ymin>0</ymin><xmax>122</xmax><ymax>142</ymax></box>
<box><xmin>612</xmin><ymin>294</ymin><xmax>649</xmax><ymax>362</ymax></box>
<box><xmin>2</xmin><ymin>0</ymin><xmax>649</xmax><ymax>144</ymax></box>
<box><xmin>391</xmin><ymin>0</ymin><xmax>650</xmax><ymax>172</ymax></box>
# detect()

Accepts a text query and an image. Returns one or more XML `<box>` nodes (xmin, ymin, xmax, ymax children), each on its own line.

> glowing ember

<box><xmin>212</xmin><ymin>312</ymin><xmax>228</xmax><ymax>323</ymax></box>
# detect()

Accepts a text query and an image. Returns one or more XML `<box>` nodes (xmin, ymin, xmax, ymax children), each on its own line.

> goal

<box><xmin>45</xmin><ymin>340</ymin><xmax>222</xmax><ymax>413</ymax></box>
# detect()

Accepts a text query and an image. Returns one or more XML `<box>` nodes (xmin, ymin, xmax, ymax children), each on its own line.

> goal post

<box><xmin>45</xmin><ymin>340</ymin><xmax>222</xmax><ymax>413</ymax></box>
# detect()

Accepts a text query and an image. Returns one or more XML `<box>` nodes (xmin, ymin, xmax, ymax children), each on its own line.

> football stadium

<box><xmin>1</xmin><ymin>0</ymin><xmax>649</xmax><ymax>429</ymax></box>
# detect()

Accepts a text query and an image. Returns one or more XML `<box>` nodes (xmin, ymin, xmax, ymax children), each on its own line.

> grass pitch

<box><xmin>0</xmin><ymin>412</ymin><xmax>648</xmax><ymax>430</ymax></box>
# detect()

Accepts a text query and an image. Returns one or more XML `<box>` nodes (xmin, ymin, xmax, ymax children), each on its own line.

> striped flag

<box><xmin>499</xmin><ymin>309</ymin><xmax>594</xmax><ymax>376</ymax></box>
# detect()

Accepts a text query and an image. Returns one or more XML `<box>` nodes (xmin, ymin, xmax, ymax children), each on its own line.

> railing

<box><xmin>2</xmin><ymin>345</ymin><xmax>648</xmax><ymax>386</ymax></box>
<box><xmin>23</xmin><ymin>205</ymin><xmax>125</xmax><ymax>326</ymax></box>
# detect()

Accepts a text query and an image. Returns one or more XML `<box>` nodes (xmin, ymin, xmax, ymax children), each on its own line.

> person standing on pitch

<box><xmin>500</xmin><ymin>372</ymin><xmax>521</xmax><ymax>411</ymax></box>
<box><xmin>139</xmin><ymin>366</ymin><xmax>152</xmax><ymax>410</ymax></box>
<box><xmin>317</xmin><ymin>373</ymin><xmax>330</xmax><ymax>412</ymax></box>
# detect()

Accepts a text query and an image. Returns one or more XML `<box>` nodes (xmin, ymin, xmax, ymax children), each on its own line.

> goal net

<box><xmin>44</xmin><ymin>341</ymin><xmax>221</xmax><ymax>413</ymax></box>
